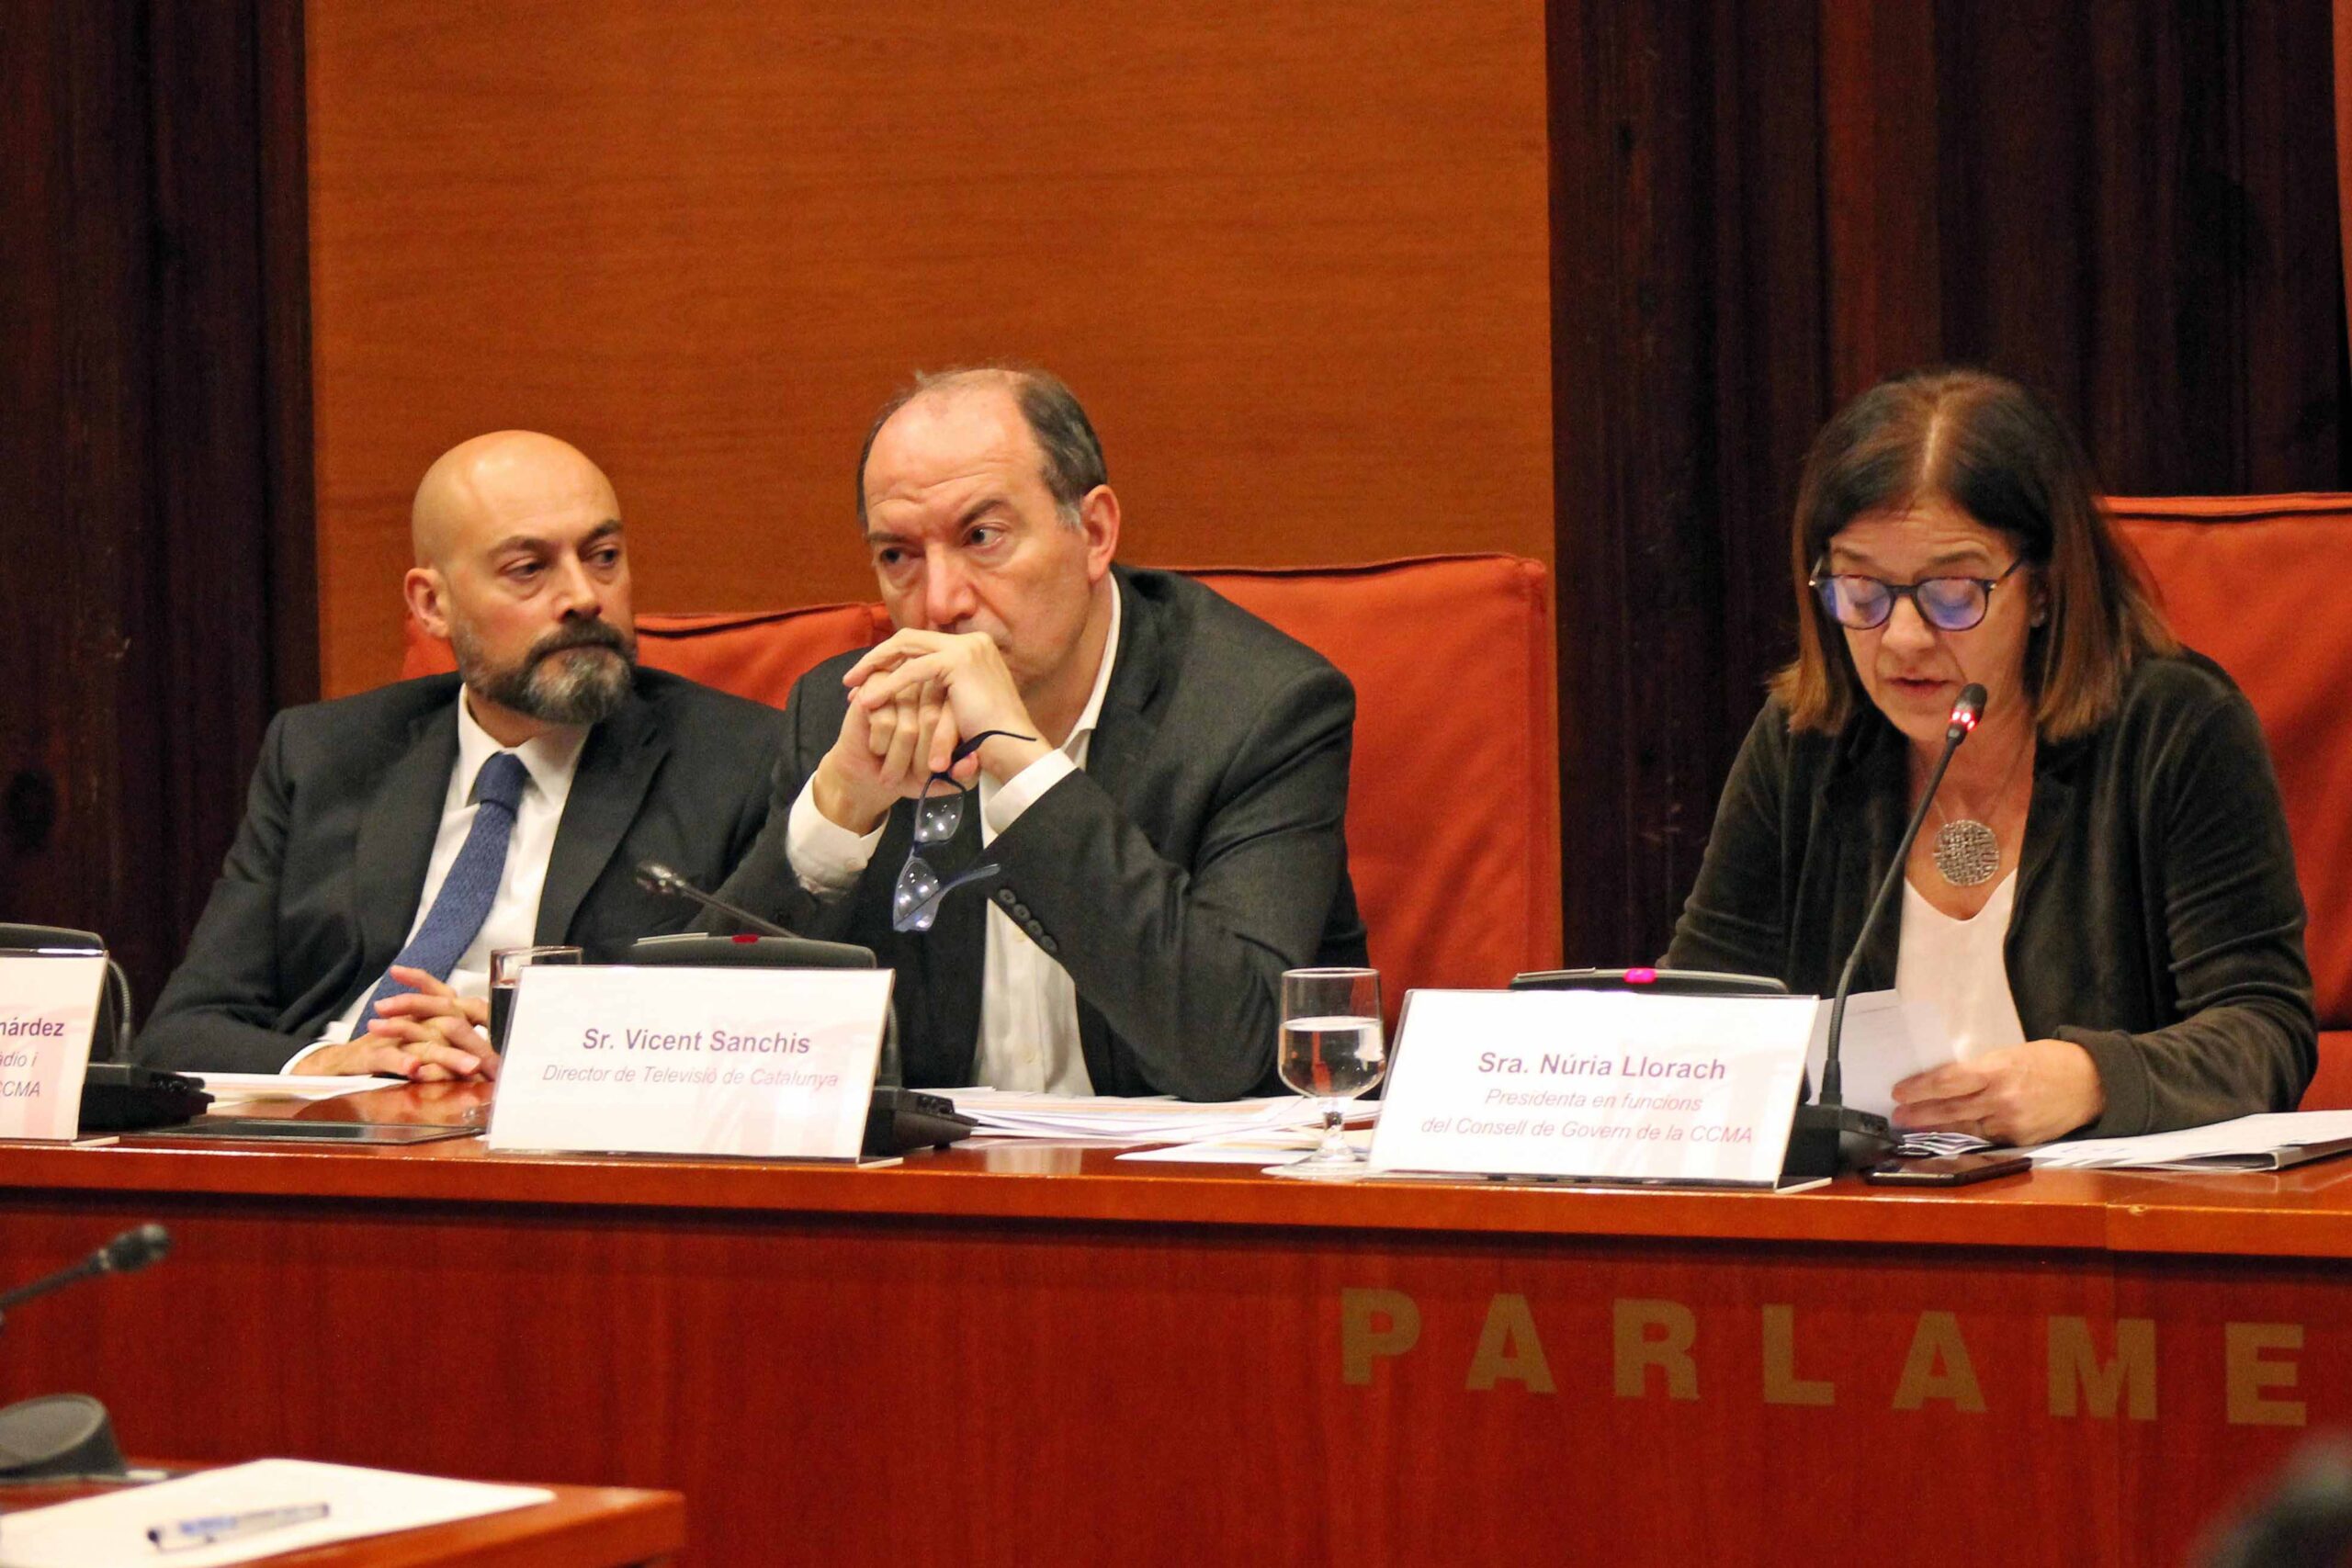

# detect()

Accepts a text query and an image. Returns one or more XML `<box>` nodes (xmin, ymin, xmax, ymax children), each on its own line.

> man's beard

<box><xmin>455</xmin><ymin>619</ymin><xmax>638</xmax><ymax>726</ymax></box>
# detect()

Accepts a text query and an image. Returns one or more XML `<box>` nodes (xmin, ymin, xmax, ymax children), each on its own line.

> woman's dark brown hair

<box><xmin>1770</xmin><ymin>367</ymin><xmax>2177</xmax><ymax>738</ymax></box>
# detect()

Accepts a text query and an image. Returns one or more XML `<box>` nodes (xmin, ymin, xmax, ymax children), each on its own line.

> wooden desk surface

<box><xmin>10</xmin><ymin>1079</ymin><xmax>2352</xmax><ymax>1258</ymax></box>
<box><xmin>3</xmin><ymin>1085</ymin><xmax>2349</xmax><ymax>1565</ymax></box>
<box><xmin>0</xmin><ymin>1476</ymin><xmax>683</xmax><ymax>1567</ymax></box>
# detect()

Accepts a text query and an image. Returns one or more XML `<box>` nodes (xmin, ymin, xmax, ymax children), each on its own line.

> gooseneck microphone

<box><xmin>0</xmin><ymin>1224</ymin><xmax>173</xmax><ymax>1479</ymax></box>
<box><xmin>634</xmin><ymin>860</ymin><xmax>796</xmax><ymax>939</ymax></box>
<box><xmin>0</xmin><ymin>1224</ymin><xmax>170</xmax><ymax>1330</ymax></box>
<box><xmin>1783</xmin><ymin>683</ymin><xmax>1987</xmax><ymax>1179</ymax></box>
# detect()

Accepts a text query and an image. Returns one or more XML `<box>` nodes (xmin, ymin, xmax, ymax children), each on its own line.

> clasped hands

<box><xmin>295</xmin><ymin>965</ymin><xmax>498</xmax><ymax>1081</ymax></box>
<box><xmin>1889</xmin><ymin>1036</ymin><xmax>2106</xmax><ymax>1146</ymax></box>
<box><xmin>811</xmin><ymin>629</ymin><xmax>1054</xmax><ymax>834</ymax></box>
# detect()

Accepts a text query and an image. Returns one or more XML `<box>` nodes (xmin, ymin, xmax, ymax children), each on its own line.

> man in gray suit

<box><xmin>714</xmin><ymin>367</ymin><xmax>1365</xmax><ymax>1099</ymax></box>
<box><xmin>139</xmin><ymin>432</ymin><xmax>786</xmax><ymax>1078</ymax></box>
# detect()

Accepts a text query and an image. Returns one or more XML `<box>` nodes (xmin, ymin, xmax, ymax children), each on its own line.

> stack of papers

<box><xmin>0</xmin><ymin>1458</ymin><xmax>550</xmax><ymax>1568</ymax></box>
<box><xmin>1120</xmin><ymin>1124</ymin><xmax>1376</xmax><ymax>1164</ymax></box>
<box><xmin>189</xmin><ymin>1074</ymin><xmax>390</xmax><ymax>1106</ymax></box>
<box><xmin>1894</xmin><ymin>1131</ymin><xmax>1995</xmax><ymax>1157</ymax></box>
<box><xmin>941</xmin><ymin>1090</ymin><xmax>1377</xmax><ymax>1146</ymax></box>
<box><xmin>2024</xmin><ymin>1111</ymin><xmax>2352</xmax><ymax>1171</ymax></box>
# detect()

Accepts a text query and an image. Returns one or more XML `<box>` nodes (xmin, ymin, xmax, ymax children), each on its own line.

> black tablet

<box><xmin>132</xmin><ymin>1119</ymin><xmax>479</xmax><ymax>1145</ymax></box>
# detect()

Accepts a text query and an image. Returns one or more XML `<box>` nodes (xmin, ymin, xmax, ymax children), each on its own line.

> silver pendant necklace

<box><xmin>1926</xmin><ymin>737</ymin><xmax>2032</xmax><ymax>888</ymax></box>
<box><xmin>1930</xmin><ymin>817</ymin><xmax>2001</xmax><ymax>886</ymax></box>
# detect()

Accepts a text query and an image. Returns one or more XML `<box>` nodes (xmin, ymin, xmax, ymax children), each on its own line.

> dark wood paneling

<box><xmin>0</xmin><ymin>2</ymin><xmax>313</xmax><ymax>1013</ymax></box>
<box><xmin>0</xmin><ymin>0</ymin><xmax>164</xmax><ymax>987</ymax></box>
<box><xmin>260</xmin><ymin>0</ymin><xmax>319</xmax><ymax>714</ymax></box>
<box><xmin>1548</xmin><ymin>0</ymin><xmax>1838</xmax><ymax>963</ymax></box>
<box><xmin>1551</xmin><ymin>0</ymin><xmax>2349</xmax><ymax>965</ymax></box>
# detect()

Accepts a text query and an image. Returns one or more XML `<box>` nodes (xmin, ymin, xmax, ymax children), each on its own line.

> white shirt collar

<box><xmin>456</xmin><ymin>688</ymin><xmax>588</xmax><ymax>807</ymax></box>
<box><xmin>1060</xmin><ymin>576</ymin><xmax>1122</xmax><ymax>761</ymax></box>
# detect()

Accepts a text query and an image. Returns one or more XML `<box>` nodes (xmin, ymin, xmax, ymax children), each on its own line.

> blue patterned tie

<box><xmin>361</xmin><ymin>751</ymin><xmax>531</xmax><ymax>1020</ymax></box>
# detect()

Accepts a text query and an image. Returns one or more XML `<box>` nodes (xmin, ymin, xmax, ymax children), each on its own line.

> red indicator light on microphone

<box><xmin>1625</xmin><ymin>966</ymin><xmax>1657</xmax><ymax>985</ymax></box>
<box><xmin>1950</xmin><ymin>706</ymin><xmax>1978</xmax><ymax>732</ymax></box>
<box><xmin>732</xmin><ymin>932</ymin><xmax>760</xmax><ymax>944</ymax></box>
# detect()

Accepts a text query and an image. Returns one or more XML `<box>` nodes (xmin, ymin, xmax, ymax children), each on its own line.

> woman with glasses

<box><xmin>1667</xmin><ymin>367</ymin><xmax>2314</xmax><ymax>1145</ymax></box>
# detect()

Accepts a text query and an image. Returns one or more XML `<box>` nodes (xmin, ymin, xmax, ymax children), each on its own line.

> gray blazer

<box><xmin>711</xmin><ymin>567</ymin><xmax>1368</xmax><ymax>1100</ymax></box>
<box><xmin>1666</xmin><ymin>651</ymin><xmax>2316</xmax><ymax>1135</ymax></box>
<box><xmin>138</xmin><ymin>669</ymin><xmax>787</xmax><ymax>1073</ymax></box>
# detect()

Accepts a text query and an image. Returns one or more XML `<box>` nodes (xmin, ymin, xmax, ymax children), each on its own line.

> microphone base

<box><xmin>0</xmin><ymin>1393</ymin><xmax>126</xmax><ymax>1480</ymax></box>
<box><xmin>1782</xmin><ymin>1101</ymin><xmax>1897</xmax><ymax>1181</ymax></box>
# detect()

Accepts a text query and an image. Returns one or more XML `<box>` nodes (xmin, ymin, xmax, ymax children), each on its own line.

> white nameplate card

<box><xmin>487</xmin><ymin>964</ymin><xmax>893</xmax><ymax>1160</ymax></box>
<box><xmin>0</xmin><ymin>949</ymin><xmax>107</xmax><ymax>1141</ymax></box>
<box><xmin>1368</xmin><ymin>989</ymin><xmax>1816</xmax><ymax>1186</ymax></box>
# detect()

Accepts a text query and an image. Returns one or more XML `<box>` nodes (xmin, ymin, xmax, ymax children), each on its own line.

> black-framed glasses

<box><xmin>1808</xmin><ymin>558</ymin><xmax>2027</xmax><ymax>632</ymax></box>
<box><xmin>891</xmin><ymin>729</ymin><xmax>1035</xmax><ymax>934</ymax></box>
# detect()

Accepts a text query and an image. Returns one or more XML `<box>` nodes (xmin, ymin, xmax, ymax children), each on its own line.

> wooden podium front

<box><xmin>0</xmin><ymin>1089</ymin><xmax>2346</xmax><ymax>1565</ymax></box>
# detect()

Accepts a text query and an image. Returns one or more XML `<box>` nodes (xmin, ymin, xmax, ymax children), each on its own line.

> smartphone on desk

<box><xmin>1863</xmin><ymin>1152</ymin><xmax>2032</xmax><ymax>1187</ymax></box>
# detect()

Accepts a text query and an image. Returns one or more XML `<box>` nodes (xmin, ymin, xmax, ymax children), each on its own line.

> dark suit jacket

<box><xmin>1665</xmin><ymin>652</ymin><xmax>2316</xmax><ymax>1135</ymax></box>
<box><xmin>712</xmin><ymin>567</ymin><xmax>1368</xmax><ymax>1100</ymax></box>
<box><xmin>138</xmin><ymin>669</ymin><xmax>788</xmax><ymax>1074</ymax></box>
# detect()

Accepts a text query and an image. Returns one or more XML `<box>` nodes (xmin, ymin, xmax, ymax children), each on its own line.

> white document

<box><xmin>487</xmin><ymin>964</ymin><xmax>891</xmax><ymax>1159</ymax></box>
<box><xmin>0</xmin><ymin>1458</ymin><xmax>550</xmax><ymax>1568</ymax></box>
<box><xmin>940</xmin><ymin>1090</ymin><xmax>1376</xmax><ymax>1145</ymax></box>
<box><xmin>2021</xmin><ymin>1111</ymin><xmax>2352</xmax><ymax>1171</ymax></box>
<box><xmin>1802</xmin><ymin>990</ymin><xmax>1956</xmax><ymax>1120</ymax></box>
<box><xmin>189</xmin><ymin>1074</ymin><xmax>391</xmax><ymax>1104</ymax></box>
<box><xmin>1368</xmin><ymin>989</ymin><xmax>1815</xmax><ymax>1186</ymax></box>
<box><xmin>1118</xmin><ymin>1124</ymin><xmax>1378</xmax><ymax>1164</ymax></box>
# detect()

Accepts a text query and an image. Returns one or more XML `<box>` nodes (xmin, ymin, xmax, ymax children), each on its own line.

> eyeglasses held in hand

<box><xmin>1808</xmin><ymin>557</ymin><xmax>2027</xmax><ymax>632</ymax></box>
<box><xmin>891</xmin><ymin>729</ymin><xmax>1036</xmax><ymax>934</ymax></box>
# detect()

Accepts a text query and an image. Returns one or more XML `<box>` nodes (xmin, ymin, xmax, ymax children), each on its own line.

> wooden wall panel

<box><xmin>0</xmin><ymin>1</ymin><xmax>310</xmax><ymax>1010</ymax></box>
<box><xmin>304</xmin><ymin>0</ymin><xmax>1555</xmax><ymax>697</ymax></box>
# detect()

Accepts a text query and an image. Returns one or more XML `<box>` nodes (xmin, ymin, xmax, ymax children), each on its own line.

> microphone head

<box><xmin>1946</xmin><ymin>683</ymin><xmax>1989</xmax><ymax>740</ymax></box>
<box><xmin>96</xmin><ymin>1224</ymin><xmax>169</xmax><ymax>1276</ymax></box>
<box><xmin>634</xmin><ymin>860</ymin><xmax>684</xmax><ymax>897</ymax></box>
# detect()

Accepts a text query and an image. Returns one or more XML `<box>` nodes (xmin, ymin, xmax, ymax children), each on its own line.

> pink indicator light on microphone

<box><xmin>1625</xmin><ymin>966</ymin><xmax>1657</xmax><ymax>985</ymax></box>
<box><xmin>1950</xmin><ymin>705</ymin><xmax>1979</xmax><ymax>732</ymax></box>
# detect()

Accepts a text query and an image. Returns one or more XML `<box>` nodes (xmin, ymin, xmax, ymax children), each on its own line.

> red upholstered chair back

<box><xmin>401</xmin><ymin>554</ymin><xmax>1564</xmax><ymax>1013</ymax></box>
<box><xmin>1181</xmin><ymin>558</ymin><xmax>1563</xmax><ymax>1006</ymax></box>
<box><xmin>2109</xmin><ymin>494</ymin><xmax>2352</xmax><ymax>1109</ymax></box>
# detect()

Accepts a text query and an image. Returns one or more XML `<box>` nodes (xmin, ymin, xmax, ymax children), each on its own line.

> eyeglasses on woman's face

<box><xmin>1808</xmin><ymin>557</ymin><xmax>2027</xmax><ymax>633</ymax></box>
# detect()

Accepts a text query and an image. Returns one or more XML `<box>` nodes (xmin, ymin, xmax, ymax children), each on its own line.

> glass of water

<box><xmin>489</xmin><ymin>945</ymin><xmax>582</xmax><ymax>1053</ymax></box>
<box><xmin>1272</xmin><ymin>967</ymin><xmax>1385</xmax><ymax>1178</ymax></box>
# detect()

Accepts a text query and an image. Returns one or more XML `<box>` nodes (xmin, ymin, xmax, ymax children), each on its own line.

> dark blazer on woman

<box><xmin>1666</xmin><ymin>651</ymin><xmax>2315</xmax><ymax>1136</ymax></box>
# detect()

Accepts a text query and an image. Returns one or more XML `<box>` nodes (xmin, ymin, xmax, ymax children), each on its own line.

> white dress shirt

<box><xmin>286</xmin><ymin>692</ymin><xmax>585</xmax><ymax>1069</ymax></box>
<box><xmin>786</xmin><ymin>589</ymin><xmax>1123</xmax><ymax>1093</ymax></box>
<box><xmin>1895</xmin><ymin>870</ymin><xmax>2028</xmax><ymax>1057</ymax></box>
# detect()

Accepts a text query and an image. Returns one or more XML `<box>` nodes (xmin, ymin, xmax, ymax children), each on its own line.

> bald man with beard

<box><xmin>138</xmin><ymin>432</ymin><xmax>787</xmax><ymax>1077</ymax></box>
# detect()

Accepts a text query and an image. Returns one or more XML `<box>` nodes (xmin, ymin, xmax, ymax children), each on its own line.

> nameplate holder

<box><xmin>487</xmin><ymin>964</ymin><xmax>894</xmax><ymax>1160</ymax></box>
<box><xmin>0</xmin><ymin>949</ymin><xmax>107</xmax><ymax>1142</ymax></box>
<box><xmin>1367</xmin><ymin>989</ymin><xmax>1815</xmax><ymax>1188</ymax></box>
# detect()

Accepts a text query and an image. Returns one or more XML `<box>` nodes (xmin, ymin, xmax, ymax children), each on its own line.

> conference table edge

<box><xmin>5</xmin><ymin>1138</ymin><xmax>2349</xmax><ymax>1260</ymax></box>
